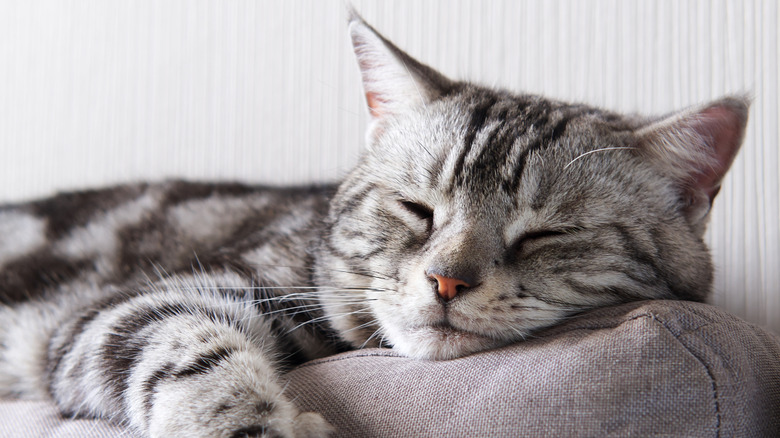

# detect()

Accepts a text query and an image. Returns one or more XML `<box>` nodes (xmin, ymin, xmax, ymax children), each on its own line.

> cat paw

<box><xmin>291</xmin><ymin>411</ymin><xmax>335</xmax><ymax>438</ymax></box>
<box><xmin>227</xmin><ymin>412</ymin><xmax>333</xmax><ymax>438</ymax></box>
<box><xmin>150</xmin><ymin>391</ymin><xmax>334</xmax><ymax>438</ymax></box>
<box><xmin>144</xmin><ymin>349</ymin><xmax>334</xmax><ymax>438</ymax></box>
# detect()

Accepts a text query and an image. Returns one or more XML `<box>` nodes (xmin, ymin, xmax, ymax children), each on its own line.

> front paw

<box><xmin>226</xmin><ymin>410</ymin><xmax>334</xmax><ymax>438</ymax></box>
<box><xmin>149</xmin><ymin>378</ymin><xmax>334</xmax><ymax>438</ymax></box>
<box><xmin>289</xmin><ymin>412</ymin><xmax>334</xmax><ymax>438</ymax></box>
<box><xmin>145</xmin><ymin>350</ymin><xmax>334</xmax><ymax>437</ymax></box>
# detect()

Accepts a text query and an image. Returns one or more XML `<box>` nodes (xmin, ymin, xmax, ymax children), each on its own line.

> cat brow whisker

<box><xmin>564</xmin><ymin>146</ymin><xmax>636</xmax><ymax>170</ymax></box>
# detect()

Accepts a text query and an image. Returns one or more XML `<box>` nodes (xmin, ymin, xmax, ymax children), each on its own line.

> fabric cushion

<box><xmin>1</xmin><ymin>300</ymin><xmax>778</xmax><ymax>437</ymax></box>
<box><xmin>286</xmin><ymin>300</ymin><xmax>780</xmax><ymax>437</ymax></box>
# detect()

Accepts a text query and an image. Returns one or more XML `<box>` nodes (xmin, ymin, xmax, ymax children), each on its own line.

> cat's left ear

<box><xmin>636</xmin><ymin>96</ymin><xmax>750</xmax><ymax>226</ymax></box>
<box><xmin>348</xmin><ymin>9</ymin><xmax>453</xmax><ymax>121</ymax></box>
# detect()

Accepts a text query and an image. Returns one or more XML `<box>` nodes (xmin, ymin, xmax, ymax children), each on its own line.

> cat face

<box><xmin>316</xmin><ymin>11</ymin><xmax>748</xmax><ymax>360</ymax></box>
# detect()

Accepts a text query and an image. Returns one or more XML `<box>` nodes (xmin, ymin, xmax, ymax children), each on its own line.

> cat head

<box><xmin>316</xmin><ymin>10</ymin><xmax>749</xmax><ymax>360</ymax></box>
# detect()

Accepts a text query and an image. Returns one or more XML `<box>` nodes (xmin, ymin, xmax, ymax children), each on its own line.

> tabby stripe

<box><xmin>526</xmin><ymin>240</ymin><xmax>601</xmax><ymax>265</ymax></box>
<box><xmin>649</xmin><ymin>226</ymin><xmax>694</xmax><ymax>300</ymax></box>
<box><xmin>101</xmin><ymin>302</ymin><xmax>238</xmax><ymax>402</ymax></box>
<box><xmin>506</xmin><ymin>108</ymin><xmax>576</xmax><ymax>195</ymax></box>
<box><xmin>563</xmin><ymin>278</ymin><xmax>642</xmax><ymax>303</ymax></box>
<box><xmin>195</xmin><ymin>254</ymin><xmax>259</xmax><ymax>284</ymax></box>
<box><xmin>470</xmin><ymin>109</ymin><xmax>514</xmax><ymax>178</ymax></box>
<box><xmin>269</xmin><ymin>322</ymin><xmax>319</xmax><ymax>369</ymax></box>
<box><xmin>175</xmin><ymin>346</ymin><xmax>236</xmax><ymax>378</ymax></box>
<box><xmin>549</xmin><ymin>111</ymin><xmax>573</xmax><ymax>143</ymax></box>
<box><xmin>427</xmin><ymin>149</ymin><xmax>448</xmax><ymax>189</ymax></box>
<box><xmin>452</xmin><ymin>96</ymin><xmax>497</xmax><ymax>189</ymax></box>
<box><xmin>141</xmin><ymin>362</ymin><xmax>176</xmax><ymax>419</ymax></box>
<box><xmin>0</xmin><ymin>253</ymin><xmax>91</xmax><ymax>303</ymax></box>
<box><xmin>159</xmin><ymin>181</ymin><xmax>259</xmax><ymax>210</ymax></box>
<box><xmin>336</xmin><ymin>184</ymin><xmax>375</xmax><ymax>217</ymax></box>
<box><xmin>609</xmin><ymin>224</ymin><xmax>666</xmax><ymax>289</ymax></box>
<box><xmin>323</xmin><ymin>238</ymin><xmax>360</xmax><ymax>261</ymax></box>
<box><xmin>501</xmin><ymin>117</ymin><xmax>551</xmax><ymax>193</ymax></box>
<box><xmin>521</xmin><ymin>288</ymin><xmax>576</xmax><ymax>307</ymax></box>
<box><xmin>45</xmin><ymin>291</ymin><xmax>140</xmax><ymax>398</ymax></box>
<box><xmin>30</xmin><ymin>184</ymin><xmax>148</xmax><ymax>240</ymax></box>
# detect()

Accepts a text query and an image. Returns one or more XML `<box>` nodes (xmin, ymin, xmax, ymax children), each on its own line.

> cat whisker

<box><xmin>563</xmin><ymin>146</ymin><xmax>636</xmax><ymax>170</ymax></box>
<box><xmin>356</xmin><ymin>322</ymin><xmax>385</xmax><ymax>349</ymax></box>
<box><xmin>523</xmin><ymin>305</ymin><xmax>582</xmax><ymax>313</ymax></box>
<box><xmin>248</xmin><ymin>298</ymin><xmax>375</xmax><ymax>312</ymax></box>
<box><xmin>378</xmin><ymin>333</ymin><xmax>390</xmax><ymax>348</ymax></box>
<box><xmin>288</xmin><ymin>309</ymin><xmax>373</xmax><ymax>333</ymax></box>
<box><xmin>168</xmin><ymin>285</ymin><xmax>390</xmax><ymax>293</ymax></box>
<box><xmin>326</xmin><ymin>268</ymin><xmax>397</xmax><ymax>281</ymax></box>
<box><xmin>254</xmin><ymin>302</ymin><xmax>353</xmax><ymax>318</ymax></box>
<box><xmin>239</xmin><ymin>262</ymin><xmax>398</xmax><ymax>282</ymax></box>
<box><xmin>341</xmin><ymin>317</ymin><xmax>380</xmax><ymax>333</ymax></box>
<box><xmin>506</xmin><ymin>326</ymin><xmax>528</xmax><ymax>341</ymax></box>
<box><xmin>252</xmin><ymin>289</ymin><xmax>384</xmax><ymax>299</ymax></box>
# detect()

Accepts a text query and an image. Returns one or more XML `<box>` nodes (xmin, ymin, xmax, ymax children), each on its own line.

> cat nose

<box><xmin>427</xmin><ymin>272</ymin><xmax>472</xmax><ymax>302</ymax></box>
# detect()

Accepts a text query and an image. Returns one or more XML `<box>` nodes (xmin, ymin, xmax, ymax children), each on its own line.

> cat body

<box><xmin>0</xmin><ymin>182</ymin><xmax>341</xmax><ymax>436</ymax></box>
<box><xmin>0</xmin><ymin>10</ymin><xmax>748</xmax><ymax>438</ymax></box>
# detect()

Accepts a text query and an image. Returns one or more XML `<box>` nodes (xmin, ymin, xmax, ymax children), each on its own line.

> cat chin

<box><xmin>388</xmin><ymin>324</ymin><xmax>510</xmax><ymax>361</ymax></box>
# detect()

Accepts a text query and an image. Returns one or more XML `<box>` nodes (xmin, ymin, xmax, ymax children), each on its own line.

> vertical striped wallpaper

<box><xmin>0</xmin><ymin>0</ymin><xmax>777</xmax><ymax>333</ymax></box>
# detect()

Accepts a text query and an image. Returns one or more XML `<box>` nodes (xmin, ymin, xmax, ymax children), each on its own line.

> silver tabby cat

<box><xmin>0</xmin><ymin>10</ymin><xmax>748</xmax><ymax>438</ymax></box>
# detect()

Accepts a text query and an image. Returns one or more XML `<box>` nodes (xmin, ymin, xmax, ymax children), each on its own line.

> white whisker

<box><xmin>564</xmin><ymin>146</ymin><xmax>636</xmax><ymax>170</ymax></box>
<box><xmin>288</xmin><ymin>309</ymin><xmax>374</xmax><ymax>333</ymax></box>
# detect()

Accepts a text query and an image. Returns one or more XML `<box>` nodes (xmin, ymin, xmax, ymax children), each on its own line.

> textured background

<box><xmin>0</xmin><ymin>0</ymin><xmax>777</xmax><ymax>334</ymax></box>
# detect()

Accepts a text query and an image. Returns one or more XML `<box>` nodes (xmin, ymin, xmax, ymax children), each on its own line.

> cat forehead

<box><xmin>378</xmin><ymin>88</ymin><xmax>629</xmax><ymax>153</ymax></box>
<box><xmin>367</xmin><ymin>88</ymin><xmax>636</xmax><ymax>195</ymax></box>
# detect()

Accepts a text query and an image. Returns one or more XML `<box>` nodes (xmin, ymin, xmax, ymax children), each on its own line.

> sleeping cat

<box><xmin>0</xmin><ymin>9</ymin><xmax>748</xmax><ymax>438</ymax></box>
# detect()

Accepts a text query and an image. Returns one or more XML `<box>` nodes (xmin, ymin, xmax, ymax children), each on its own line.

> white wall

<box><xmin>0</xmin><ymin>0</ymin><xmax>777</xmax><ymax>334</ymax></box>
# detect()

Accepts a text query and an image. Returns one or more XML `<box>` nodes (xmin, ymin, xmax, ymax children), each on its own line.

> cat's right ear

<box><xmin>348</xmin><ymin>8</ymin><xmax>453</xmax><ymax>123</ymax></box>
<box><xmin>635</xmin><ymin>96</ymin><xmax>750</xmax><ymax>228</ymax></box>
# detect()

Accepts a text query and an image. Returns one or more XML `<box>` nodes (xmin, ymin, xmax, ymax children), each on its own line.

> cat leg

<box><xmin>44</xmin><ymin>285</ymin><xmax>333</xmax><ymax>438</ymax></box>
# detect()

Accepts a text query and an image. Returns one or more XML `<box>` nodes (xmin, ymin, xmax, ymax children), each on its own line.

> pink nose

<box><xmin>428</xmin><ymin>274</ymin><xmax>471</xmax><ymax>301</ymax></box>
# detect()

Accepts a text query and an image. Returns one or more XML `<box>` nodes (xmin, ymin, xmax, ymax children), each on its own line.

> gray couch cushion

<box><xmin>1</xmin><ymin>300</ymin><xmax>778</xmax><ymax>437</ymax></box>
<box><xmin>284</xmin><ymin>300</ymin><xmax>780</xmax><ymax>437</ymax></box>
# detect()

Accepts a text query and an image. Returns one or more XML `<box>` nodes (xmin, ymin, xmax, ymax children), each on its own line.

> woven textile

<box><xmin>285</xmin><ymin>300</ymin><xmax>780</xmax><ymax>437</ymax></box>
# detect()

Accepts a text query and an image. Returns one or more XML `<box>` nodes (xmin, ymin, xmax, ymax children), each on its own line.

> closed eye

<box><xmin>510</xmin><ymin>229</ymin><xmax>570</xmax><ymax>254</ymax></box>
<box><xmin>399</xmin><ymin>200</ymin><xmax>434</xmax><ymax>221</ymax></box>
<box><xmin>520</xmin><ymin>229</ymin><xmax>568</xmax><ymax>241</ymax></box>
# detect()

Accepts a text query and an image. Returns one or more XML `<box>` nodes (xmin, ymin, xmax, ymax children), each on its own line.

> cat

<box><xmin>0</xmin><ymin>8</ymin><xmax>748</xmax><ymax>438</ymax></box>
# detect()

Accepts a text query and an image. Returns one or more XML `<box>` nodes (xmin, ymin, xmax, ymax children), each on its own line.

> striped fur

<box><xmin>0</xmin><ymin>10</ymin><xmax>747</xmax><ymax>438</ymax></box>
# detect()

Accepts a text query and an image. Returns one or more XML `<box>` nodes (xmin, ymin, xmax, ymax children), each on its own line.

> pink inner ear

<box><xmin>692</xmin><ymin>105</ymin><xmax>746</xmax><ymax>201</ymax></box>
<box><xmin>365</xmin><ymin>92</ymin><xmax>386</xmax><ymax>118</ymax></box>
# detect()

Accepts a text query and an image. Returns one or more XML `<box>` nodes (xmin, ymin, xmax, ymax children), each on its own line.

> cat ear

<box><xmin>347</xmin><ymin>8</ymin><xmax>453</xmax><ymax>119</ymax></box>
<box><xmin>635</xmin><ymin>96</ymin><xmax>750</xmax><ymax>225</ymax></box>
